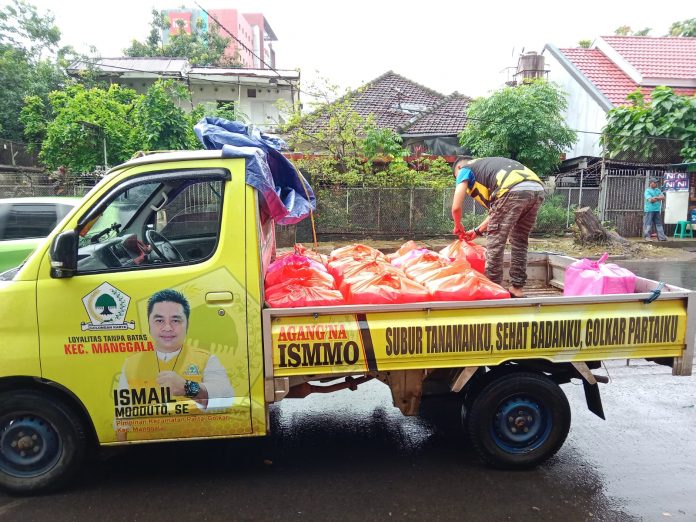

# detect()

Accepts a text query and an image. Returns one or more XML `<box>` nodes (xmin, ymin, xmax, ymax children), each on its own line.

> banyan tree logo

<box><xmin>82</xmin><ymin>282</ymin><xmax>135</xmax><ymax>331</ymax></box>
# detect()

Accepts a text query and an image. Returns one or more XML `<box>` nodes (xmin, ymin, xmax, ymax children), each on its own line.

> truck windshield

<box><xmin>80</xmin><ymin>183</ymin><xmax>160</xmax><ymax>245</ymax></box>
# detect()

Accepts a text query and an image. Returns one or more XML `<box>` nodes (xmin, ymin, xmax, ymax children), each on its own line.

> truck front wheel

<box><xmin>467</xmin><ymin>372</ymin><xmax>570</xmax><ymax>469</ymax></box>
<box><xmin>0</xmin><ymin>391</ymin><xmax>86</xmax><ymax>493</ymax></box>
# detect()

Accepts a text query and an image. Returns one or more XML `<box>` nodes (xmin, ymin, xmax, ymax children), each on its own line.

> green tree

<box><xmin>133</xmin><ymin>80</ymin><xmax>199</xmax><ymax>151</ymax></box>
<box><xmin>124</xmin><ymin>9</ymin><xmax>242</xmax><ymax>67</ymax></box>
<box><xmin>362</xmin><ymin>127</ymin><xmax>407</xmax><ymax>161</ymax></box>
<box><xmin>614</xmin><ymin>25</ymin><xmax>651</xmax><ymax>36</ymax></box>
<box><xmin>668</xmin><ymin>18</ymin><xmax>696</xmax><ymax>37</ymax></box>
<box><xmin>283</xmin><ymin>80</ymin><xmax>372</xmax><ymax>185</ymax></box>
<box><xmin>0</xmin><ymin>0</ymin><xmax>70</xmax><ymax>140</ymax></box>
<box><xmin>458</xmin><ymin>79</ymin><xmax>577</xmax><ymax>176</ymax></box>
<box><xmin>578</xmin><ymin>39</ymin><xmax>592</xmax><ymax>49</ymax></box>
<box><xmin>23</xmin><ymin>84</ymin><xmax>140</xmax><ymax>173</ymax></box>
<box><xmin>602</xmin><ymin>87</ymin><xmax>696</xmax><ymax>162</ymax></box>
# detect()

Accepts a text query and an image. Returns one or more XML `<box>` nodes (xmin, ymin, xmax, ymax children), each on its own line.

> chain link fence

<box><xmin>295</xmin><ymin>187</ymin><xmax>489</xmax><ymax>240</ymax></box>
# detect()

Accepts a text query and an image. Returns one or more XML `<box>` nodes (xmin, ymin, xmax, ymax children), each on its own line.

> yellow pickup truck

<box><xmin>0</xmin><ymin>150</ymin><xmax>693</xmax><ymax>493</ymax></box>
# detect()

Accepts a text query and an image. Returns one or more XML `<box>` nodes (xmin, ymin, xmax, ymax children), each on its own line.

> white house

<box><xmin>67</xmin><ymin>57</ymin><xmax>300</xmax><ymax>132</ymax></box>
<box><xmin>542</xmin><ymin>36</ymin><xmax>696</xmax><ymax>159</ymax></box>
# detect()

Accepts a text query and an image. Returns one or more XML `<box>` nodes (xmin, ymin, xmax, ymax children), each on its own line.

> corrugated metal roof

<box><xmin>188</xmin><ymin>67</ymin><xmax>299</xmax><ymax>80</ymax></box>
<box><xmin>68</xmin><ymin>57</ymin><xmax>190</xmax><ymax>76</ymax></box>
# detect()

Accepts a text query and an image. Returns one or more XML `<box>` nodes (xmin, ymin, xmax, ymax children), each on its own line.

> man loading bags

<box><xmin>451</xmin><ymin>156</ymin><xmax>545</xmax><ymax>298</ymax></box>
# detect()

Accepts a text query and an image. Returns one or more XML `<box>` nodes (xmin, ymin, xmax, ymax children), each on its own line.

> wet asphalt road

<box><xmin>0</xmin><ymin>361</ymin><xmax>694</xmax><ymax>522</ymax></box>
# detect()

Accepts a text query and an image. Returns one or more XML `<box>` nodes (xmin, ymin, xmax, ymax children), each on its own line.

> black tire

<box><xmin>467</xmin><ymin>372</ymin><xmax>570</xmax><ymax>469</ymax></box>
<box><xmin>0</xmin><ymin>391</ymin><xmax>86</xmax><ymax>494</ymax></box>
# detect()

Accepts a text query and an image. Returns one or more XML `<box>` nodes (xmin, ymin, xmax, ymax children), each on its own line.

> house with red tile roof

<box><xmin>543</xmin><ymin>36</ymin><xmax>696</xmax><ymax>159</ymax></box>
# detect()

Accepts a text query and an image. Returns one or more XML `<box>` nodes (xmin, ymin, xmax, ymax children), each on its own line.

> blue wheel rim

<box><xmin>490</xmin><ymin>395</ymin><xmax>552</xmax><ymax>454</ymax></box>
<box><xmin>0</xmin><ymin>415</ymin><xmax>62</xmax><ymax>478</ymax></box>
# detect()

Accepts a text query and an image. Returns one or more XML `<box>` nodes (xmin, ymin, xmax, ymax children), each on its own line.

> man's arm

<box><xmin>157</xmin><ymin>354</ymin><xmax>233</xmax><ymax>410</ymax></box>
<box><xmin>200</xmin><ymin>355</ymin><xmax>235</xmax><ymax>410</ymax></box>
<box><xmin>462</xmin><ymin>215</ymin><xmax>491</xmax><ymax>241</ymax></box>
<box><xmin>477</xmin><ymin>215</ymin><xmax>491</xmax><ymax>232</ymax></box>
<box><xmin>451</xmin><ymin>181</ymin><xmax>468</xmax><ymax>236</ymax></box>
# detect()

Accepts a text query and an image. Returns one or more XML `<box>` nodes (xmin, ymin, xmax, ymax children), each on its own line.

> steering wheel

<box><xmin>145</xmin><ymin>229</ymin><xmax>184</xmax><ymax>263</ymax></box>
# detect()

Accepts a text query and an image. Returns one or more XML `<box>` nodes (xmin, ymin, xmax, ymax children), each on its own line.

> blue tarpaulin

<box><xmin>193</xmin><ymin>117</ymin><xmax>315</xmax><ymax>225</ymax></box>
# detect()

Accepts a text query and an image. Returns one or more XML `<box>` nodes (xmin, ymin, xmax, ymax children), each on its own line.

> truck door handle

<box><xmin>205</xmin><ymin>292</ymin><xmax>234</xmax><ymax>304</ymax></box>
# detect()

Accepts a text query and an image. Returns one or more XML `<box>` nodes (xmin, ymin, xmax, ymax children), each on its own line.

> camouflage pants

<box><xmin>485</xmin><ymin>190</ymin><xmax>545</xmax><ymax>288</ymax></box>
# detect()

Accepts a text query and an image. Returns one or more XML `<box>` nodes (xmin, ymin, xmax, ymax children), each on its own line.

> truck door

<box><xmin>36</xmin><ymin>161</ymin><xmax>254</xmax><ymax>443</ymax></box>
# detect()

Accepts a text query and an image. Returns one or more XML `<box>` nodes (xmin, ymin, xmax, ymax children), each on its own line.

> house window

<box><xmin>247</xmin><ymin>88</ymin><xmax>256</xmax><ymax>98</ymax></box>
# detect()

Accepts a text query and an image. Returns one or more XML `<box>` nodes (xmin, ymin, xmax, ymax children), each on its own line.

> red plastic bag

<box><xmin>425</xmin><ymin>270</ymin><xmax>510</xmax><ymax>301</ymax></box>
<box><xmin>340</xmin><ymin>259</ymin><xmax>404</xmax><ymax>286</ymax></box>
<box><xmin>439</xmin><ymin>240</ymin><xmax>486</xmax><ymax>274</ymax></box>
<box><xmin>344</xmin><ymin>273</ymin><xmax>430</xmax><ymax>305</ymax></box>
<box><xmin>265</xmin><ymin>253</ymin><xmax>328</xmax><ymax>288</ymax></box>
<box><xmin>330</xmin><ymin>244</ymin><xmax>385</xmax><ymax>262</ymax></box>
<box><xmin>266</xmin><ymin>280</ymin><xmax>345</xmax><ymax>308</ymax></box>
<box><xmin>327</xmin><ymin>253</ymin><xmax>386</xmax><ymax>282</ymax></box>
<box><xmin>339</xmin><ymin>263</ymin><xmax>406</xmax><ymax>295</ymax></box>
<box><xmin>390</xmin><ymin>248</ymin><xmax>431</xmax><ymax>267</ymax></box>
<box><xmin>408</xmin><ymin>259</ymin><xmax>471</xmax><ymax>284</ymax></box>
<box><xmin>265</xmin><ymin>265</ymin><xmax>336</xmax><ymax>291</ymax></box>
<box><xmin>400</xmin><ymin>250</ymin><xmax>448</xmax><ymax>271</ymax></box>
<box><xmin>386</xmin><ymin>240</ymin><xmax>420</xmax><ymax>261</ymax></box>
<box><xmin>276</xmin><ymin>244</ymin><xmax>329</xmax><ymax>267</ymax></box>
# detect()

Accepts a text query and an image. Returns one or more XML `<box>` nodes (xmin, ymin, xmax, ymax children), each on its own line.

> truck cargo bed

<box><xmin>262</xmin><ymin>254</ymin><xmax>695</xmax><ymax>395</ymax></box>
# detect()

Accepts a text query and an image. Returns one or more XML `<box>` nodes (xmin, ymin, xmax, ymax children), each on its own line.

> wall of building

<box><xmin>545</xmin><ymin>52</ymin><xmax>607</xmax><ymax>158</ymax></box>
<box><xmin>189</xmin><ymin>81</ymin><xmax>295</xmax><ymax>129</ymax></box>
<box><xmin>208</xmin><ymin>9</ymin><xmax>254</xmax><ymax>67</ymax></box>
<box><xmin>162</xmin><ymin>9</ymin><xmax>270</xmax><ymax>69</ymax></box>
<box><xmin>242</xmin><ymin>13</ymin><xmax>274</xmax><ymax>69</ymax></box>
<box><xmin>106</xmin><ymin>76</ymin><xmax>294</xmax><ymax>131</ymax></box>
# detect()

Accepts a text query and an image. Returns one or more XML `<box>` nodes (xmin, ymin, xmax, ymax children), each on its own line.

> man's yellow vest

<box><xmin>463</xmin><ymin>158</ymin><xmax>543</xmax><ymax>209</ymax></box>
<box><xmin>124</xmin><ymin>346</ymin><xmax>211</xmax><ymax>401</ymax></box>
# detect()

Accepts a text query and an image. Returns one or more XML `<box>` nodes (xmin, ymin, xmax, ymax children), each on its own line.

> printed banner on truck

<box><xmin>41</xmin><ymin>268</ymin><xmax>260</xmax><ymax>443</ymax></box>
<box><xmin>271</xmin><ymin>300</ymin><xmax>687</xmax><ymax>376</ymax></box>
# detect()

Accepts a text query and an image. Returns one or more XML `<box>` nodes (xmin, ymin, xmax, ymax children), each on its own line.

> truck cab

<box><xmin>0</xmin><ymin>152</ymin><xmax>268</xmax><ymax>492</ymax></box>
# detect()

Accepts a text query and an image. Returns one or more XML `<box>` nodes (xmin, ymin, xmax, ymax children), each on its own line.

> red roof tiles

<box><xmin>560</xmin><ymin>48</ymin><xmax>644</xmax><ymax>106</ymax></box>
<box><xmin>559</xmin><ymin>47</ymin><xmax>696</xmax><ymax>106</ymax></box>
<box><xmin>600</xmin><ymin>36</ymin><xmax>696</xmax><ymax>80</ymax></box>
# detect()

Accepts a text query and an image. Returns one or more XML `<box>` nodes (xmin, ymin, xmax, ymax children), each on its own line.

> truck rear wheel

<box><xmin>0</xmin><ymin>391</ymin><xmax>86</xmax><ymax>493</ymax></box>
<box><xmin>467</xmin><ymin>372</ymin><xmax>570</xmax><ymax>469</ymax></box>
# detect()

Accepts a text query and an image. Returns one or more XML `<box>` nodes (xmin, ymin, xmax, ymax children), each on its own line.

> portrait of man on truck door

<box><xmin>118</xmin><ymin>289</ymin><xmax>234</xmax><ymax>413</ymax></box>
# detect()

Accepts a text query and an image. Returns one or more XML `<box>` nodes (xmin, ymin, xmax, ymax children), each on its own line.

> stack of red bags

<box><xmin>265</xmin><ymin>246</ymin><xmax>344</xmax><ymax>307</ymax></box>
<box><xmin>390</xmin><ymin>241</ymin><xmax>510</xmax><ymax>301</ymax></box>
<box><xmin>327</xmin><ymin>244</ymin><xmax>430</xmax><ymax>305</ymax></box>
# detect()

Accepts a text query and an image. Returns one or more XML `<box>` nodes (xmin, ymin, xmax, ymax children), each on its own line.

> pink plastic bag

<box><xmin>563</xmin><ymin>253</ymin><xmax>636</xmax><ymax>296</ymax></box>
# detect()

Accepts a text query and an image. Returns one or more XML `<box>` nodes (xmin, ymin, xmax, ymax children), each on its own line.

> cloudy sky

<box><xmin>16</xmin><ymin>0</ymin><xmax>695</xmax><ymax>98</ymax></box>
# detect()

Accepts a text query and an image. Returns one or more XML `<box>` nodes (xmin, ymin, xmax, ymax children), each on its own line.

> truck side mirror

<box><xmin>50</xmin><ymin>231</ymin><xmax>78</xmax><ymax>278</ymax></box>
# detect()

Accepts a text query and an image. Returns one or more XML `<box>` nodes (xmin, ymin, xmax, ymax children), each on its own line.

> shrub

<box><xmin>533</xmin><ymin>193</ymin><xmax>568</xmax><ymax>235</ymax></box>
